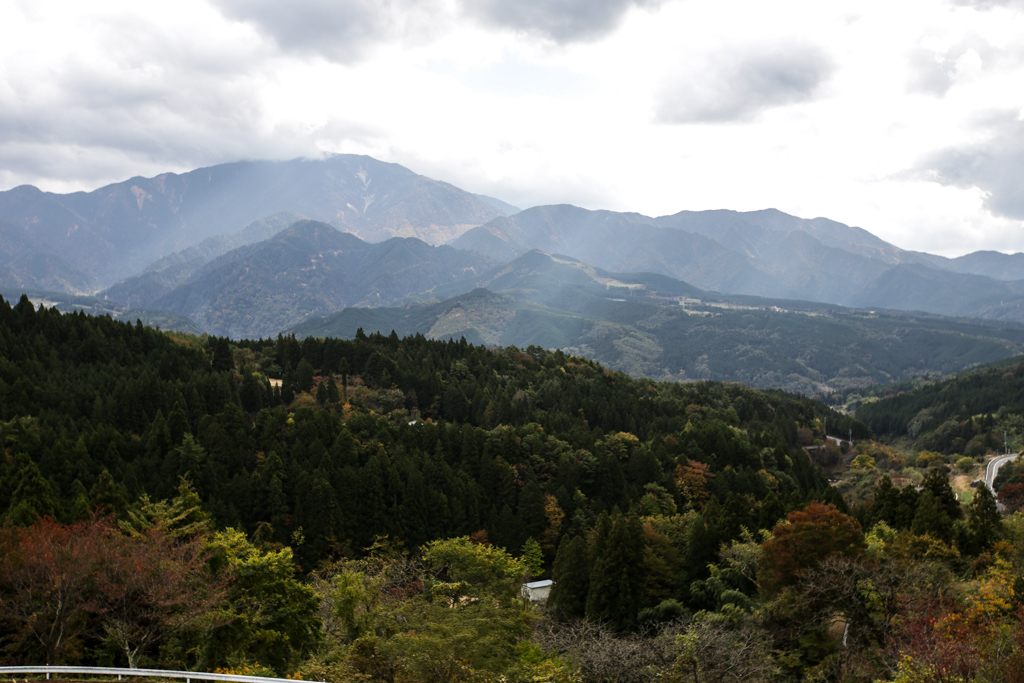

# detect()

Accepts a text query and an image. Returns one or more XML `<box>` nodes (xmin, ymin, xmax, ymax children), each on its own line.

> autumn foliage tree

<box><xmin>759</xmin><ymin>502</ymin><xmax>865</xmax><ymax>594</ymax></box>
<box><xmin>87</xmin><ymin>526</ymin><xmax>224</xmax><ymax>668</ymax></box>
<box><xmin>0</xmin><ymin>517</ymin><xmax>110</xmax><ymax>664</ymax></box>
<box><xmin>0</xmin><ymin>511</ymin><xmax>224</xmax><ymax>669</ymax></box>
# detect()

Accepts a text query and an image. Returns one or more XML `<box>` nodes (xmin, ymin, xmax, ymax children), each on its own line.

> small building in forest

<box><xmin>521</xmin><ymin>579</ymin><xmax>553</xmax><ymax>602</ymax></box>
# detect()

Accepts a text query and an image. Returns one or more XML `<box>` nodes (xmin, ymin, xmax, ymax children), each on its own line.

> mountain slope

<box><xmin>415</xmin><ymin>249</ymin><xmax>704</xmax><ymax>315</ymax></box>
<box><xmin>101</xmin><ymin>212</ymin><xmax>304</xmax><ymax>308</ymax></box>
<box><xmin>0</xmin><ymin>155</ymin><xmax>513</xmax><ymax>287</ymax></box>
<box><xmin>450</xmin><ymin>205</ymin><xmax>792</xmax><ymax>296</ymax></box>
<box><xmin>0</xmin><ymin>221</ymin><xmax>97</xmax><ymax>293</ymax></box>
<box><xmin>152</xmin><ymin>220</ymin><xmax>498</xmax><ymax>338</ymax></box>
<box><xmin>292</xmin><ymin>251</ymin><xmax>1024</xmax><ymax>394</ymax></box>
<box><xmin>452</xmin><ymin>204</ymin><xmax>1024</xmax><ymax>322</ymax></box>
<box><xmin>0</xmin><ymin>287</ymin><xmax>203</xmax><ymax>335</ymax></box>
<box><xmin>946</xmin><ymin>250</ymin><xmax>1024</xmax><ymax>281</ymax></box>
<box><xmin>292</xmin><ymin>288</ymin><xmax>590</xmax><ymax>349</ymax></box>
<box><xmin>849</xmin><ymin>264</ymin><xmax>1024</xmax><ymax>320</ymax></box>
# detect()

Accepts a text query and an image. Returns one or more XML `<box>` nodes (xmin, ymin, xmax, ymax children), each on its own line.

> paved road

<box><xmin>985</xmin><ymin>453</ymin><xmax>1019</xmax><ymax>492</ymax></box>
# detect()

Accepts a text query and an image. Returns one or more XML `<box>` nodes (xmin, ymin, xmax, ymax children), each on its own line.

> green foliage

<box><xmin>423</xmin><ymin>536</ymin><xmax>525</xmax><ymax>603</ymax></box>
<box><xmin>520</xmin><ymin>537</ymin><xmax>545</xmax><ymax>580</ymax></box>
<box><xmin>0</xmin><ymin>296</ymin><xmax>881</xmax><ymax>676</ymax></box>
<box><xmin>206</xmin><ymin>529</ymin><xmax>322</xmax><ymax>674</ymax></box>
<box><xmin>858</xmin><ymin>357</ymin><xmax>1024</xmax><ymax>454</ymax></box>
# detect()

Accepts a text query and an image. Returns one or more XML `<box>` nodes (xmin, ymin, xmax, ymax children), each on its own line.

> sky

<box><xmin>2</xmin><ymin>0</ymin><xmax>1024</xmax><ymax>257</ymax></box>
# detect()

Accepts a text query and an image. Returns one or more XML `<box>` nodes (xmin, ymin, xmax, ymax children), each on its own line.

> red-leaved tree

<box><xmin>86</xmin><ymin>526</ymin><xmax>225</xmax><ymax>668</ymax></box>
<box><xmin>0</xmin><ymin>517</ymin><xmax>112</xmax><ymax>664</ymax></box>
<box><xmin>759</xmin><ymin>502</ymin><xmax>865</xmax><ymax>594</ymax></box>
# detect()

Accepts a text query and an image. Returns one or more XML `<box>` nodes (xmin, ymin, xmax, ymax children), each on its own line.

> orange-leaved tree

<box><xmin>758</xmin><ymin>502</ymin><xmax>865</xmax><ymax>594</ymax></box>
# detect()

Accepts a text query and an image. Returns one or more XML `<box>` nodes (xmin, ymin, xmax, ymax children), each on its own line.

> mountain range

<box><xmin>4</xmin><ymin>152</ymin><xmax>1024</xmax><ymax>392</ymax></box>
<box><xmin>291</xmin><ymin>250</ymin><xmax>1024</xmax><ymax>394</ymax></box>
<box><xmin>126</xmin><ymin>220</ymin><xmax>497</xmax><ymax>338</ymax></box>
<box><xmin>451</xmin><ymin>205</ymin><xmax>1024</xmax><ymax>318</ymax></box>
<box><xmin>0</xmin><ymin>155</ymin><xmax>514</xmax><ymax>287</ymax></box>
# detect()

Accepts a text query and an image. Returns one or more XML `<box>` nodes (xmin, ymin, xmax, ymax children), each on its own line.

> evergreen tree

<box><xmin>911</xmin><ymin>490</ymin><xmax>953</xmax><ymax>542</ymax></box>
<box><xmin>549</xmin><ymin>535</ymin><xmax>590</xmax><ymax>617</ymax></box>
<box><xmin>240</xmin><ymin>373</ymin><xmax>265</xmax><ymax>413</ymax></box>
<box><xmin>966</xmin><ymin>485</ymin><xmax>1002</xmax><ymax>553</ymax></box>
<box><xmin>5</xmin><ymin>452</ymin><xmax>58</xmax><ymax>525</ymax></box>
<box><xmin>586</xmin><ymin>513</ymin><xmax>645</xmax><ymax>630</ymax></box>
<box><xmin>921</xmin><ymin>466</ymin><xmax>962</xmax><ymax>521</ymax></box>
<box><xmin>90</xmin><ymin>469</ymin><xmax>129</xmax><ymax>518</ymax></box>
<box><xmin>210</xmin><ymin>337</ymin><xmax>234</xmax><ymax>373</ymax></box>
<box><xmin>519</xmin><ymin>537</ymin><xmax>544</xmax><ymax>580</ymax></box>
<box><xmin>295</xmin><ymin>359</ymin><xmax>315</xmax><ymax>394</ymax></box>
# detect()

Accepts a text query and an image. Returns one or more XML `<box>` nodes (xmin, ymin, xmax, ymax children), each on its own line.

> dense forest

<box><xmin>1</xmin><ymin>294</ymin><xmax>1022</xmax><ymax>682</ymax></box>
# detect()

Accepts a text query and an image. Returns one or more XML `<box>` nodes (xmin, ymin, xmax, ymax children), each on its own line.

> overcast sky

<box><xmin>2</xmin><ymin>0</ymin><xmax>1024</xmax><ymax>257</ymax></box>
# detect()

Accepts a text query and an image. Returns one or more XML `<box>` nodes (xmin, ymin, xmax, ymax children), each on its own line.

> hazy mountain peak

<box><xmin>0</xmin><ymin>154</ymin><xmax>514</xmax><ymax>288</ymax></box>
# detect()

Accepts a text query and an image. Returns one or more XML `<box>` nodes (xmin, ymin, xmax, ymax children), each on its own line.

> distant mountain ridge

<box><xmin>143</xmin><ymin>220</ymin><xmax>498</xmax><ymax>338</ymax></box>
<box><xmin>293</xmin><ymin>250</ymin><xmax>1024</xmax><ymax>395</ymax></box>
<box><xmin>6</xmin><ymin>152</ymin><xmax>1024</xmax><ymax>335</ymax></box>
<box><xmin>451</xmin><ymin>204</ymin><xmax>1024</xmax><ymax>319</ymax></box>
<box><xmin>101</xmin><ymin>212</ymin><xmax>305</xmax><ymax>309</ymax></box>
<box><xmin>0</xmin><ymin>155</ymin><xmax>513</xmax><ymax>288</ymax></box>
<box><xmin>0</xmin><ymin>220</ymin><xmax>97</xmax><ymax>293</ymax></box>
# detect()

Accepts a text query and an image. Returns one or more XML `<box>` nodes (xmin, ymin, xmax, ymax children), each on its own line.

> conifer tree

<box><xmin>90</xmin><ymin>469</ymin><xmax>129</xmax><ymax>518</ymax></box>
<box><xmin>586</xmin><ymin>513</ymin><xmax>644</xmax><ymax>630</ymax></box>
<box><xmin>520</xmin><ymin>537</ymin><xmax>544</xmax><ymax>580</ymax></box>
<box><xmin>966</xmin><ymin>484</ymin><xmax>1001</xmax><ymax>553</ymax></box>
<box><xmin>911</xmin><ymin>490</ymin><xmax>953</xmax><ymax>541</ymax></box>
<box><xmin>5</xmin><ymin>452</ymin><xmax>57</xmax><ymax>525</ymax></box>
<box><xmin>550</xmin><ymin>535</ymin><xmax>590</xmax><ymax>616</ymax></box>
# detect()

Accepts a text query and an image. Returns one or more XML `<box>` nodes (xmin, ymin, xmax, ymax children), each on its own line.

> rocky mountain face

<box><xmin>143</xmin><ymin>220</ymin><xmax>498</xmax><ymax>338</ymax></box>
<box><xmin>0</xmin><ymin>155</ymin><xmax>513</xmax><ymax>288</ymax></box>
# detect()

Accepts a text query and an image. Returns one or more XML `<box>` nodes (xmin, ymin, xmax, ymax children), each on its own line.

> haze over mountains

<box><xmin>293</xmin><ymin>250</ymin><xmax>1024</xmax><ymax>393</ymax></box>
<box><xmin>0</xmin><ymin>155</ymin><xmax>512</xmax><ymax>287</ymax></box>
<box><xmin>451</xmin><ymin>205</ymin><xmax>1024</xmax><ymax>317</ymax></box>
<box><xmin>144</xmin><ymin>220</ymin><xmax>497</xmax><ymax>338</ymax></box>
<box><xmin>3</xmin><ymin>152</ymin><xmax>1024</xmax><ymax>392</ymax></box>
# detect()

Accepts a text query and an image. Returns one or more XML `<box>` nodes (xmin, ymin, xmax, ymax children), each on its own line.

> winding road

<box><xmin>985</xmin><ymin>453</ymin><xmax>1019</xmax><ymax>492</ymax></box>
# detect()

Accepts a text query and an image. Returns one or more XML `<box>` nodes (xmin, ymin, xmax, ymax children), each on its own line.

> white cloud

<box><xmin>2</xmin><ymin>0</ymin><xmax>1024</xmax><ymax>257</ymax></box>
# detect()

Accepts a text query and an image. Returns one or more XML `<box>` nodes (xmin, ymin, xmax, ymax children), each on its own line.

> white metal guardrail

<box><xmin>0</xmin><ymin>667</ymin><xmax>319</xmax><ymax>683</ymax></box>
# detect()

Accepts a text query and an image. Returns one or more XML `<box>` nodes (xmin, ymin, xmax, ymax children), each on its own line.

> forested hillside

<box><xmin>1</xmin><ymin>295</ymin><xmax>1022</xmax><ymax>682</ymax></box>
<box><xmin>856</xmin><ymin>357</ymin><xmax>1024</xmax><ymax>455</ymax></box>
